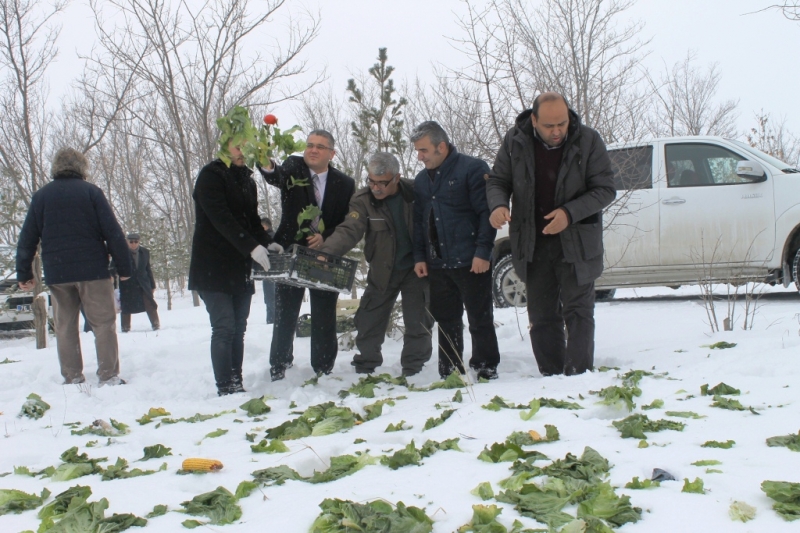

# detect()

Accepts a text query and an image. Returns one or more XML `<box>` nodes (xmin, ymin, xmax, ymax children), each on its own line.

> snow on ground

<box><xmin>1</xmin><ymin>284</ymin><xmax>799</xmax><ymax>532</ymax></box>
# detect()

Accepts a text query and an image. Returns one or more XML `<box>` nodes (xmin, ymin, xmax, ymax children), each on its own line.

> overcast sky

<box><xmin>47</xmin><ymin>0</ymin><xmax>800</xmax><ymax>138</ymax></box>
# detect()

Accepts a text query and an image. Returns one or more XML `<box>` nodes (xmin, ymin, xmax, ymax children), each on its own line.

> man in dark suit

<box><xmin>258</xmin><ymin>129</ymin><xmax>356</xmax><ymax>381</ymax></box>
<box><xmin>118</xmin><ymin>233</ymin><xmax>160</xmax><ymax>332</ymax></box>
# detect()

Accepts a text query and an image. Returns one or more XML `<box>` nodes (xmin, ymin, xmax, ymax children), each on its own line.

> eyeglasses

<box><xmin>367</xmin><ymin>178</ymin><xmax>393</xmax><ymax>188</ymax></box>
<box><xmin>306</xmin><ymin>143</ymin><xmax>332</xmax><ymax>151</ymax></box>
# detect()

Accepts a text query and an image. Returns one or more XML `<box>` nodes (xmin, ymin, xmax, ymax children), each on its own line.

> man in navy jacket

<box><xmin>411</xmin><ymin>121</ymin><xmax>500</xmax><ymax>380</ymax></box>
<box><xmin>17</xmin><ymin>147</ymin><xmax>132</xmax><ymax>386</ymax></box>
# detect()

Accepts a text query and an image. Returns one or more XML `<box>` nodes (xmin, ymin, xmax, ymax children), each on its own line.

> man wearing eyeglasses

<box><xmin>258</xmin><ymin>130</ymin><xmax>356</xmax><ymax>381</ymax></box>
<box><xmin>318</xmin><ymin>152</ymin><xmax>433</xmax><ymax>377</ymax></box>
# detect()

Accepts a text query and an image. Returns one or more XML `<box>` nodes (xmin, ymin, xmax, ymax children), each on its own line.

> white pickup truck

<box><xmin>492</xmin><ymin>136</ymin><xmax>800</xmax><ymax>307</ymax></box>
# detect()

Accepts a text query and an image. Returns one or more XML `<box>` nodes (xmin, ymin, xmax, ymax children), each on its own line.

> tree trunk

<box><xmin>33</xmin><ymin>253</ymin><xmax>47</xmax><ymax>349</ymax></box>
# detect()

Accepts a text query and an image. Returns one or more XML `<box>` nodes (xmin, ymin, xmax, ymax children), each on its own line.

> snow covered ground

<box><xmin>1</xmin><ymin>284</ymin><xmax>799</xmax><ymax>532</ymax></box>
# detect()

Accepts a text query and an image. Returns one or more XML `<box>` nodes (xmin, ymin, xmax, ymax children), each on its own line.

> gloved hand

<box><xmin>267</xmin><ymin>242</ymin><xmax>284</xmax><ymax>254</ymax></box>
<box><xmin>251</xmin><ymin>245</ymin><xmax>271</xmax><ymax>271</ymax></box>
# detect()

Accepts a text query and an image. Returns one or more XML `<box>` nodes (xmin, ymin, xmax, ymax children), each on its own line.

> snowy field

<box><xmin>1</xmin><ymin>284</ymin><xmax>799</xmax><ymax>532</ymax></box>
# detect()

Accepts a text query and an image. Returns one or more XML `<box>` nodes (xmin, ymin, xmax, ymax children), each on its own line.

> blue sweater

<box><xmin>16</xmin><ymin>172</ymin><xmax>131</xmax><ymax>285</ymax></box>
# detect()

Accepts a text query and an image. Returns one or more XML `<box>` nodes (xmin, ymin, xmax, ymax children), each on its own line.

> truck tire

<box><xmin>792</xmin><ymin>248</ymin><xmax>800</xmax><ymax>291</ymax></box>
<box><xmin>492</xmin><ymin>255</ymin><xmax>526</xmax><ymax>308</ymax></box>
<box><xmin>493</xmin><ymin>254</ymin><xmax>616</xmax><ymax>306</ymax></box>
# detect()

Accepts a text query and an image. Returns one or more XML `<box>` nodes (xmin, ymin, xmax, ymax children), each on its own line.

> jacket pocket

<box><xmin>365</xmin><ymin>218</ymin><xmax>389</xmax><ymax>262</ymax></box>
<box><xmin>576</xmin><ymin>223</ymin><xmax>603</xmax><ymax>260</ymax></box>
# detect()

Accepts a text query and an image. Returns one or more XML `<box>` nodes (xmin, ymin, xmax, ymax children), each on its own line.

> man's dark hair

<box><xmin>531</xmin><ymin>92</ymin><xmax>570</xmax><ymax>118</ymax></box>
<box><xmin>410</xmin><ymin>121</ymin><xmax>450</xmax><ymax>147</ymax></box>
<box><xmin>307</xmin><ymin>129</ymin><xmax>335</xmax><ymax>149</ymax></box>
<box><xmin>261</xmin><ymin>217</ymin><xmax>272</xmax><ymax>228</ymax></box>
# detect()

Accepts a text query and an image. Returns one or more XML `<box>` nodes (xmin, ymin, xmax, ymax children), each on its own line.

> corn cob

<box><xmin>181</xmin><ymin>458</ymin><xmax>223</xmax><ymax>472</ymax></box>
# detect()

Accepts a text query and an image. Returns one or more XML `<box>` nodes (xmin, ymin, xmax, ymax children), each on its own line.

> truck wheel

<box><xmin>493</xmin><ymin>255</ymin><xmax>527</xmax><ymax>308</ymax></box>
<box><xmin>792</xmin><ymin>248</ymin><xmax>800</xmax><ymax>291</ymax></box>
<box><xmin>595</xmin><ymin>289</ymin><xmax>616</xmax><ymax>301</ymax></box>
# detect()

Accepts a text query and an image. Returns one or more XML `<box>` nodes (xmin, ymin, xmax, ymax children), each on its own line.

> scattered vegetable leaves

<box><xmin>612</xmin><ymin>414</ymin><xmax>685</xmax><ymax>439</ymax></box>
<box><xmin>309</xmin><ymin>498</ymin><xmax>433</xmax><ymax>533</ymax></box>
<box><xmin>702</xmin><ymin>440</ymin><xmax>735</xmax><ymax>449</ymax></box>
<box><xmin>766</xmin><ymin>431</ymin><xmax>800</xmax><ymax>452</ymax></box>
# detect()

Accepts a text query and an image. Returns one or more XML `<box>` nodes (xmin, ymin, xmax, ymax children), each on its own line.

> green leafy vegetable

<box><xmin>577</xmin><ymin>481</ymin><xmax>642</xmax><ymax>527</ymax></box>
<box><xmin>71</xmin><ymin>418</ymin><xmax>130</xmax><ymax>436</ymax></box>
<box><xmin>761</xmin><ymin>480</ymin><xmax>800</xmax><ymax>521</ymax></box>
<box><xmin>681</xmin><ymin>477</ymin><xmax>706</xmax><ymax>494</ymax></box>
<box><xmin>18</xmin><ymin>393</ymin><xmax>50</xmax><ymax>419</ymax></box>
<box><xmin>729</xmin><ymin>501</ymin><xmax>756</xmax><ymax>522</ymax></box>
<box><xmin>158</xmin><ymin>410</ymin><xmax>235</xmax><ymax>426</ymax></box>
<box><xmin>363</xmin><ymin>398</ymin><xmax>398</xmax><ymax>421</ymax></box>
<box><xmin>385</xmin><ymin>420</ymin><xmax>410</xmax><ymax>432</ymax></box>
<box><xmin>540</xmin><ymin>397</ymin><xmax>583</xmax><ymax>410</ymax></box>
<box><xmin>611</xmin><ymin>414</ymin><xmax>685</xmax><ymax>439</ymax></box>
<box><xmin>180</xmin><ymin>486</ymin><xmax>241</xmax><ymax>526</ymax></box>
<box><xmin>453</xmin><ymin>390</ymin><xmax>463</xmax><ymax>402</ymax></box>
<box><xmin>479</xmin><ymin>441</ymin><xmax>548</xmax><ymax>464</ymax></box>
<box><xmin>625</xmin><ymin>477</ymin><xmax>659</xmax><ymax>489</ymax></box>
<box><xmin>250</xmin><ymin>438</ymin><xmax>289</xmax><ymax>454</ymax></box>
<box><xmin>665</xmin><ymin>411</ymin><xmax>705</xmax><ymax>419</ymax></box>
<box><xmin>642</xmin><ymin>399</ymin><xmax>664</xmax><ymax>410</ymax></box>
<box><xmin>700</xmin><ymin>382</ymin><xmax>740</xmax><ymax>396</ymax></box>
<box><xmin>36</xmin><ymin>485</ymin><xmax>145</xmax><ymax>532</ymax></box>
<box><xmin>251</xmin><ymin>465</ymin><xmax>303</xmax><ymax>486</ymax></box>
<box><xmin>381</xmin><ymin>441</ymin><xmax>422</xmax><ymax>469</ymax></box>
<box><xmin>309</xmin><ymin>498</ymin><xmax>433</xmax><ymax>533</ymax></box>
<box><xmin>140</xmin><ymin>444</ymin><xmax>172</xmax><ymax>461</ymax></box>
<box><xmin>593</xmin><ymin>385</ymin><xmax>641</xmax><ymax>411</ymax></box>
<box><xmin>51</xmin><ymin>462</ymin><xmax>95</xmax><ymax>482</ymax></box>
<box><xmin>239</xmin><ymin>397</ymin><xmax>271</xmax><ymax>417</ymax></box>
<box><xmin>307</xmin><ymin>453</ymin><xmax>378</xmax><ymax>484</ymax></box>
<box><xmin>0</xmin><ymin>488</ymin><xmax>49</xmax><ymax>515</ymax></box>
<box><xmin>200</xmin><ymin>428</ymin><xmax>228</xmax><ymax>442</ymax></box>
<box><xmin>101</xmin><ymin>458</ymin><xmax>167</xmax><ymax>481</ymax></box>
<box><xmin>766</xmin><ymin>431</ymin><xmax>800</xmax><ymax>452</ymax></box>
<box><xmin>470</xmin><ymin>482</ymin><xmax>495</xmax><ymax>501</ymax></box>
<box><xmin>423</xmin><ymin>408</ymin><xmax>455</xmax><ymax>430</ymax></box>
<box><xmin>135</xmin><ymin>407</ymin><xmax>170</xmax><ymax>425</ymax></box>
<box><xmin>702</xmin><ymin>440</ymin><xmax>735</xmax><ymax>449</ymax></box>
<box><xmin>265</xmin><ymin>402</ymin><xmax>360</xmax><ymax>440</ymax></box>
<box><xmin>234</xmin><ymin>481</ymin><xmax>258</xmax><ymax>499</ymax></box>
<box><xmin>708</xmin><ymin>341</ymin><xmax>737</xmax><ymax>349</ymax></box>
<box><xmin>691</xmin><ymin>459</ymin><xmax>721</xmax><ymax>466</ymax></box>
<box><xmin>0</xmin><ymin>357</ymin><xmax>19</xmax><ymax>364</ymax></box>
<box><xmin>146</xmin><ymin>504</ymin><xmax>168</xmax><ymax>518</ymax></box>
<box><xmin>457</xmin><ymin>504</ymin><xmax>509</xmax><ymax>532</ymax></box>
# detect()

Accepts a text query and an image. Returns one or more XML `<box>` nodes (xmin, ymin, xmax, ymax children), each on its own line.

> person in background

<box><xmin>486</xmin><ymin>92</ymin><xmax>616</xmax><ymax>376</ymax></box>
<box><xmin>188</xmin><ymin>139</ymin><xmax>281</xmax><ymax>396</ymax></box>
<box><xmin>257</xmin><ymin>129</ymin><xmax>356</xmax><ymax>381</ymax></box>
<box><xmin>260</xmin><ymin>217</ymin><xmax>277</xmax><ymax>325</ymax></box>
<box><xmin>115</xmin><ymin>233</ymin><xmax>160</xmax><ymax>332</ymax></box>
<box><xmin>319</xmin><ymin>152</ymin><xmax>433</xmax><ymax>377</ymax></box>
<box><xmin>410</xmin><ymin>121</ymin><xmax>500</xmax><ymax>380</ymax></box>
<box><xmin>16</xmin><ymin>147</ymin><xmax>131</xmax><ymax>386</ymax></box>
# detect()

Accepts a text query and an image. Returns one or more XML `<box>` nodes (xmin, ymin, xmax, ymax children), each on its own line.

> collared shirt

<box><xmin>533</xmin><ymin>127</ymin><xmax>568</xmax><ymax>150</ymax></box>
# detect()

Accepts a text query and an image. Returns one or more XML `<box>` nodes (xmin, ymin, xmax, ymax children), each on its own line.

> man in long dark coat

<box><xmin>118</xmin><ymin>233</ymin><xmax>160</xmax><ymax>332</ymax></box>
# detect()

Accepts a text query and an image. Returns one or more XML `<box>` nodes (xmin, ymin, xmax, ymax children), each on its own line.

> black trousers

<box><xmin>428</xmin><ymin>266</ymin><xmax>500</xmax><ymax>376</ymax></box>
<box><xmin>270</xmin><ymin>283</ymin><xmax>338</xmax><ymax>374</ymax></box>
<box><xmin>199</xmin><ymin>291</ymin><xmax>252</xmax><ymax>389</ymax></box>
<box><xmin>526</xmin><ymin>237</ymin><xmax>596</xmax><ymax>376</ymax></box>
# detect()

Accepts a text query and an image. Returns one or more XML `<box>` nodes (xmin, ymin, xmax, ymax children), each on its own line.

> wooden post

<box><xmin>33</xmin><ymin>253</ymin><xmax>47</xmax><ymax>349</ymax></box>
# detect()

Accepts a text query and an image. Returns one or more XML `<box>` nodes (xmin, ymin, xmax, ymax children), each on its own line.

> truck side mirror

<box><xmin>736</xmin><ymin>160</ymin><xmax>767</xmax><ymax>182</ymax></box>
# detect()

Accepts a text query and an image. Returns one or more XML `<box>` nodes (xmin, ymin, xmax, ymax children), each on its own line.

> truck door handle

<box><xmin>662</xmin><ymin>197</ymin><xmax>686</xmax><ymax>205</ymax></box>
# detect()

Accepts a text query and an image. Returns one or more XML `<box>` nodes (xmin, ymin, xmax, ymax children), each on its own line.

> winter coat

<box><xmin>116</xmin><ymin>246</ymin><xmax>156</xmax><ymax>314</ymax></box>
<box><xmin>258</xmin><ymin>156</ymin><xmax>356</xmax><ymax>248</ymax></box>
<box><xmin>319</xmin><ymin>179</ymin><xmax>416</xmax><ymax>293</ymax></box>
<box><xmin>188</xmin><ymin>161</ymin><xmax>273</xmax><ymax>294</ymax></box>
<box><xmin>16</xmin><ymin>171</ymin><xmax>132</xmax><ymax>285</ymax></box>
<box><xmin>486</xmin><ymin>108</ymin><xmax>616</xmax><ymax>285</ymax></box>
<box><xmin>412</xmin><ymin>146</ymin><xmax>496</xmax><ymax>269</ymax></box>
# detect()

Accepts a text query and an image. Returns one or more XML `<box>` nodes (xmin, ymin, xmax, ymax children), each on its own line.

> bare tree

<box><xmin>646</xmin><ymin>51</ymin><xmax>739</xmax><ymax>138</ymax></box>
<box><xmin>84</xmin><ymin>0</ymin><xmax>320</xmax><ymax>303</ymax></box>
<box><xmin>745</xmin><ymin>110</ymin><xmax>800</xmax><ymax>167</ymax></box>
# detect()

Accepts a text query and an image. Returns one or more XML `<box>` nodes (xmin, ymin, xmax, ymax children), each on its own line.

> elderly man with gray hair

<box><xmin>319</xmin><ymin>152</ymin><xmax>433</xmax><ymax>376</ymax></box>
<box><xmin>17</xmin><ymin>147</ymin><xmax>132</xmax><ymax>386</ymax></box>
